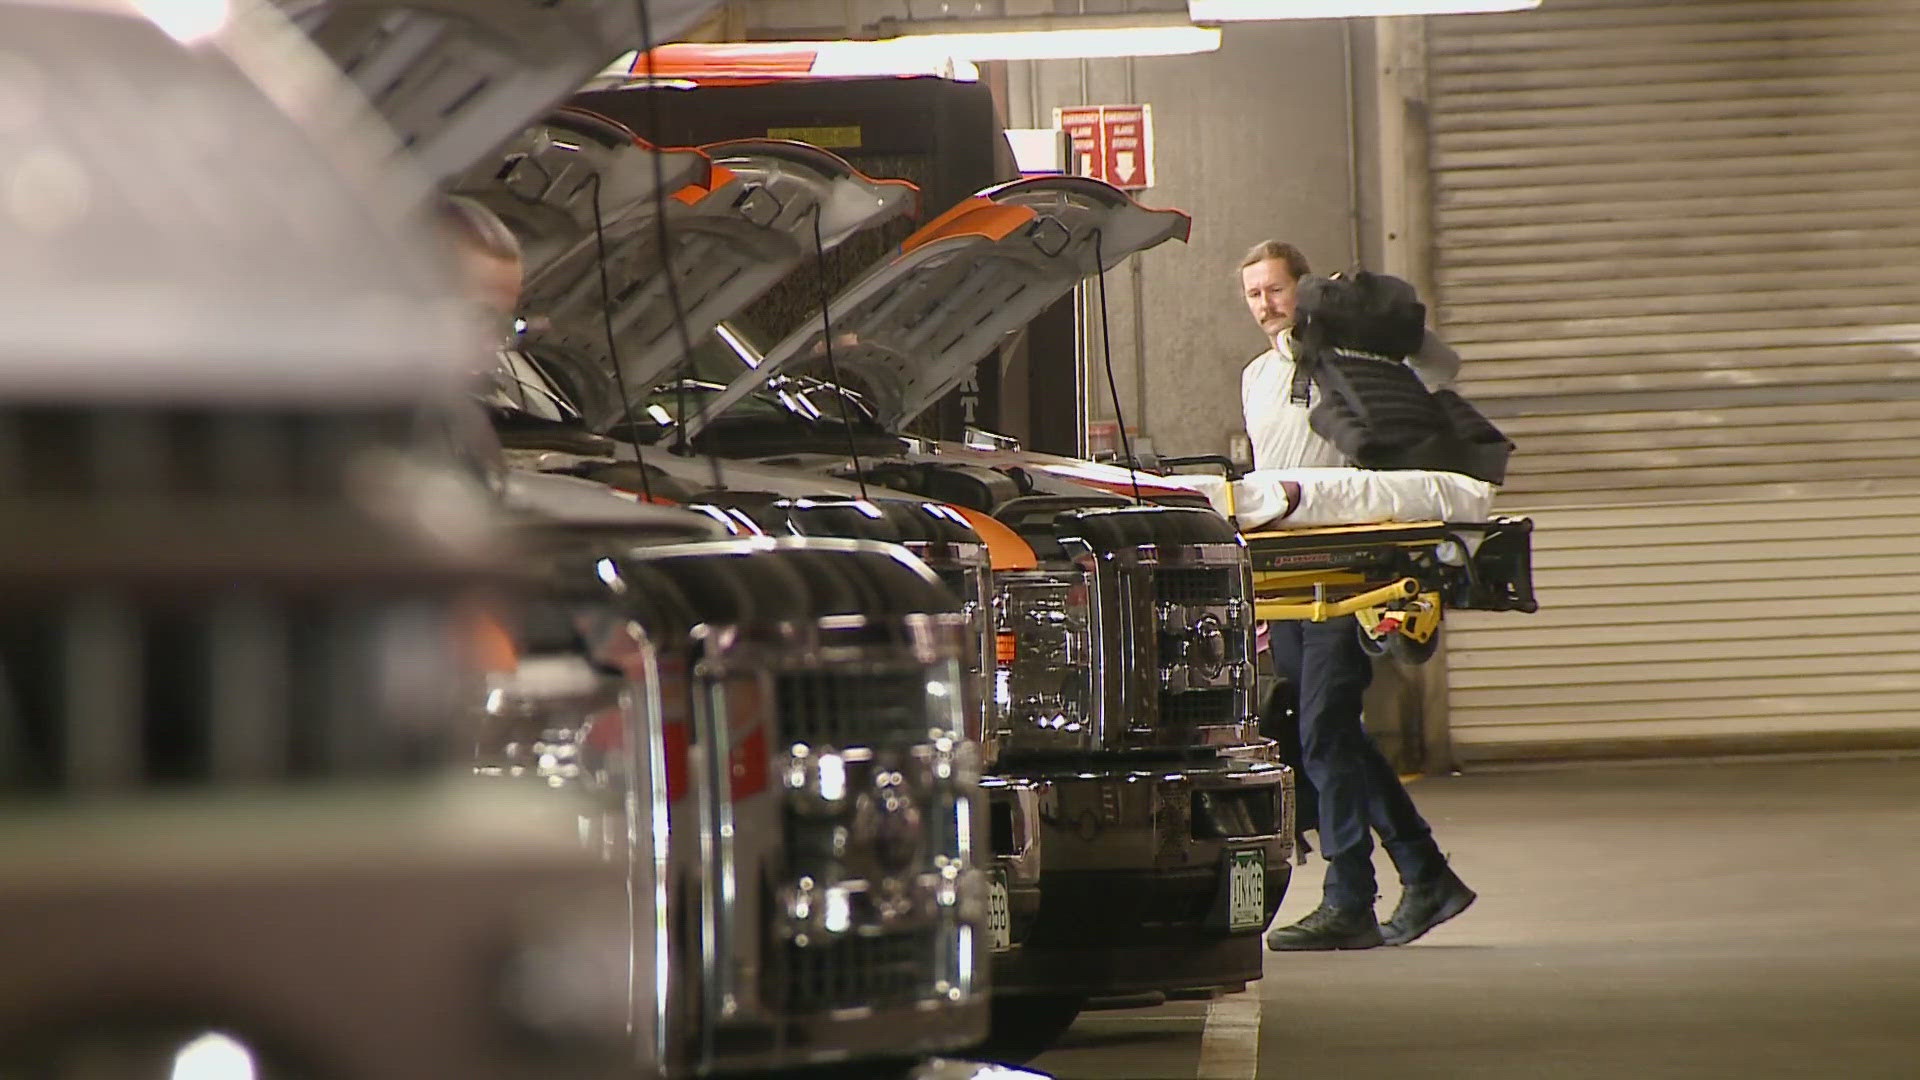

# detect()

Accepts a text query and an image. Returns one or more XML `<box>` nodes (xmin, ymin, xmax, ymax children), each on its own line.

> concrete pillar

<box><xmin>1366</xmin><ymin>16</ymin><xmax>1456</xmax><ymax>775</ymax></box>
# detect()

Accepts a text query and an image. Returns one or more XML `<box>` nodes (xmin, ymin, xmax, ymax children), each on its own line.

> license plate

<box><xmin>1228</xmin><ymin>849</ymin><xmax>1266</xmax><ymax>932</ymax></box>
<box><xmin>988</xmin><ymin>873</ymin><xmax>1013</xmax><ymax>952</ymax></box>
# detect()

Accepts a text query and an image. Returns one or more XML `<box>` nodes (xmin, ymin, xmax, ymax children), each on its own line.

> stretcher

<box><xmin>1159</xmin><ymin>459</ymin><xmax>1539</xmax><ymax>662</ymax></box>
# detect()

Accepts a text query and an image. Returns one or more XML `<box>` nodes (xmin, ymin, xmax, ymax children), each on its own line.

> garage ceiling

<box><xmin>685</xmin><ymin>0</ymin><xmax>1199</xmax><ymax>41</ymax></box>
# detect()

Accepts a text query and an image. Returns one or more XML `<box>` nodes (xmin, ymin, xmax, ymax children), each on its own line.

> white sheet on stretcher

<box><xmin>1179</xmin><ymin>468</ymin><xmax>1497</xmax><ymax>531</ymax></box>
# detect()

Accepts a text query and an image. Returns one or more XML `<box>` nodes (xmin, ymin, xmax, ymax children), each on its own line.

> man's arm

<box><xmin>1409</xmin><ymin>330</ymin><xmax>1462</xmax><ymax>391</ymax></box>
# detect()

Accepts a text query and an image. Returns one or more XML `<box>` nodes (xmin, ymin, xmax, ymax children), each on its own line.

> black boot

<box><xmin>1382</xmin><ymin>872</ymin><xmax>1476</xmax><ymax>946</ymax></box>
<box><xmin>1264</xmin><ymin>903</ymin><xmax>1383</xmax><ymax>952</ymax></box>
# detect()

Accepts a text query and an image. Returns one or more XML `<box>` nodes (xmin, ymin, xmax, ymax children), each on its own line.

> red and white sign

<box><xmin>1055</xmin><ymin>105</ymin><xmax>1103</xmax><ymax>179</ymax></box>
<box><xmin>1051</xmin><ymin>103</ymin><xmax>1155</xmax><ymax>191</ymax></box>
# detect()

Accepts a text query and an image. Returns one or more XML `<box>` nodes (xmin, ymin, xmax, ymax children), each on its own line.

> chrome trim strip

<box><xmin>629</xmin><ymin>633</ymin><xmax>674</xmax><ymax>1074</ymax></box>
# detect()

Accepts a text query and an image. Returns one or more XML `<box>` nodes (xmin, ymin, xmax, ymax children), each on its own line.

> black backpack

<box><xmin>1288</xmin><ymin>271</ymin><xmax>1514</xmax><ymax>485</ymax></box>
<box><xmin>1294</xmin><ymin>270</ymin><xmax>1428</xmax><ymax>361</ymax></box>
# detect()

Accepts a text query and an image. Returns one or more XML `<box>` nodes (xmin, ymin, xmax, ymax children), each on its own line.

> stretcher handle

<box><xmin>1254</xmin><ymin>577</ymin><xmax>1421</xmax><ymax>624</ymax></box>
<box><xmin>1157</xmin><ymin>454</ymin><xmax>1245</xmax><ymax>481</ymax></box>
<box><xmin>1157</xmin><ymin>454</ymin><xmax>1245</xmax><ymax>530</ymax></box>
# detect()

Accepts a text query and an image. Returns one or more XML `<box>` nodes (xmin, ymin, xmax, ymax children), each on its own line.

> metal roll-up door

<box><xmin>1426</xmin><ymin>0</ymin><xmax>1920</xmax><ymax>761</ymax></box>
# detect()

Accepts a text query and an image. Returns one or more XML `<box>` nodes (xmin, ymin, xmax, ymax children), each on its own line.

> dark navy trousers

<box><xmin>1268</xmin><ymin>619</ymin><xmax>1448</xmax><ymax>910</ymax></box>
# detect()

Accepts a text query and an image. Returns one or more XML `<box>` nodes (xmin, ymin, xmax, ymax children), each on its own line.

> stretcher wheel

<box><xmin>1357</xmin><ymin>621</ymin><xmax>1440</xmax><ymax>665</ymax></box>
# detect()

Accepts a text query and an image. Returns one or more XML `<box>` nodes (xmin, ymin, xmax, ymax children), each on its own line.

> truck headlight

<box><xmin>476</xmin><ymin>654</ymin><xmax>623</xmax><ymax>794</ymax></box>
<box><xmin>992</xmin><ymin>570</ymin><xmax>1096</xmax><ymax>753</ymax></box>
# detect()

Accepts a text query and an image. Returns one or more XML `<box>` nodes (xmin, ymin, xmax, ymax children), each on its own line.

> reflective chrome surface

<box><xmin>993</xmin><ymin>570</ymin><xmax>1097</xmax><ymax>754</ymax></box>
<box><xmin>1057</xmin><ymin>517</ymin><xmax>1259</xmax><ymax>753</ymax></box>
<box><xmin>0</xmin><ymin>6</ymin><xmax>622</xmax><ymax>1076</ymax></box>
<box><xmin>579</xmin><ymin>538</ymin><xmax>992</xmax><ymax>1074</ymax></box>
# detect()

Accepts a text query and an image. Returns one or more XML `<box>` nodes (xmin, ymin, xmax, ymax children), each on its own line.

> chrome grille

<box><xmin>0</xmin><ymin>596</ymin><xmax>459</xmax><ymax>791</ymax></box>
<box><xmin>604</xmin><ymin>540</ymin><xmax>986</xmax><ymax>1066</ymax></box>
<box><xmin>1158</xmin><ymin>688</ymin><xmax>1239</xmax><ymax>730</ymax></box>
<box><xmin>0</xmin><ymin>405</ymin><xmax>406</xmax><ymax>500</ymax></box>
<box><xmin>770</xmin><ymin>928</ymin><xmax>944</xmax><ymax>1013</ymax></box>
<box><xmin>1154</xmin><ymin>567</ymin><xmax>1236</xmax><ymax>606</ymax></box>
<box><xmin>1147</xmin><ymin>556</ymin><xmax>1253</xmax><ymax>740</ymax></box>
<box><xmin>774</xmin><ymin>669</ymin><xmax>933</xmax><ymax>748</ymax></box>
<box><xmin>0</xmin><ymin>400</ymin><xmax>483</xmax><ymax>792</ymax></box>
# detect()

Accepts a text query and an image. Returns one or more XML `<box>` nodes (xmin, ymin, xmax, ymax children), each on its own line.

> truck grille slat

<box><xmin>62</xmin><ymin>597</ymin><xmax>142</xmax><ymax>791</ymax></box>
<box><xmin>1158</xmin><ymin>688</ymin><xmax>1239</xmax><ymax>729</ymax></box>
<box><xmin>5</xmin><ymin>405</ymin><xmax>399</xmax><ymax>500</ymax></box>
<box><xmin>774</xmin><ymin>670</ymin><xmax>930</xmax><ymax>748</ymax></box>
<box><xmin>1</xmin><ymin>598</ymin><xmax>448</xmax><ymax>792</ymax></box>
<box><xmin>773</xmin><ymin>929</ymin><xmax>942</xmax><ymax>1012</ymax></box>
<box><xmin>208</xmin><ymin>598</ymin><xmax>287</xmax><ymax>782</ymax></box>
<box><xmin>1153</xmin><ymin>567</ymin><xmax>1236</xmax><ymax>606</ymax></box>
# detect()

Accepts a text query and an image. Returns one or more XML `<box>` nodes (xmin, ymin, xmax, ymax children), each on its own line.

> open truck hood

<box><xmin>2</xmin><ymin>0</ymin><xmax>481</xmax><ymax>405</ymax></box>
<box><xmin>272</xmin><ymin>0</ymin><xmax>721</xmax><ymax>183</ymax></box>
<box><xmin>683</xmin><ymin>175</ymin><xmax>1190</xmax><ymax>438</ymax></box>
<box><xmin>449</xmin><ymin>107</ymin><xmax>710</xmax><ymax>292</ymax></box>
<box><xmin>473</xmin><ymin>132</ymin><xmax>918</xmax><ymax>432</ymax></box>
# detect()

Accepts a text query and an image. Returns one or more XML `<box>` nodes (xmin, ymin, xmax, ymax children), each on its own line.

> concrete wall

<box><xmin>1003</xmin><ymin>20</ymin><xmax>1369</xmax><ymax>458</ymax></box>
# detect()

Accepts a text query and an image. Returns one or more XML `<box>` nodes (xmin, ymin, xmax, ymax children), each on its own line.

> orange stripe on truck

<box><xmin>900</xmin><ymin>200</ymin><xmax>1035</xmax><ymax>253</ymax></box>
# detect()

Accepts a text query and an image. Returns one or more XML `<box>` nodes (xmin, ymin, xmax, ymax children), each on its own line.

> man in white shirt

<box><xmin>1239</xmin><ymin>240</ymin><xmax>1476</xmax><ymax>951</ymax></box>
<box><xmin>1241</xmin><ymin>252</ymin><xmax>1463</xmax><ymax>473</ymax></box>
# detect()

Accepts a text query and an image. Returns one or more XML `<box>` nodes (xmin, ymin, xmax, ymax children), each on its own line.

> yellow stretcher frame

<box><xmin>1177</xmin><ymin>470</ymin><xmax>1536</xmax><ymax>662</ymax></box>
<box><xmin>1148</xmin><ymin>459</ymin><xmax>1536</xmax><ymax>660</ymax></box>
<box><xmin>1255</xmin><ymin>575</ymin><xmax>1419</xmax><ymax>624</ymax></box>
<box><xmin>1246</xmin><ymin>522</ymin><xmax>1453</xmax><ymax>661</ymax></box>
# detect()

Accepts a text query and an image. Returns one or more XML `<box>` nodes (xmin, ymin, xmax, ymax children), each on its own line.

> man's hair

<box><xmin>1237</xmin><ymin>240</ymin><xmax>1311</xmax><ymax>282</ymax></box>
<box><xmin>436</xmin><ymin>194</ymin><xmax>522</xmax><ymax>264</ymax></box>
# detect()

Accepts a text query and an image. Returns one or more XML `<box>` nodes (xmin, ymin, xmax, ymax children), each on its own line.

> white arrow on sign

<box><xmin>1114</xmin><ymin>151</ymin><xmax>1137</xmax><ymax>185</ymax></box>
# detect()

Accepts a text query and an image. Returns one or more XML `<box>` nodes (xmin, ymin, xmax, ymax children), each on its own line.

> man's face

<box><xmin>1242</xmin><ymin>257</ymin><xmax>1299</xmax><ymax>340</ymax></box>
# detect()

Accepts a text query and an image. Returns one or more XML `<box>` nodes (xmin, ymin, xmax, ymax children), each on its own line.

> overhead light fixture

<box><xmin>1188</xmin><ymin>0</ymin><xmax>1539</xmax><ymax>20</ymax></box>
<box><xmin>877</xmin><ymin>13</ymin><xmax>1222</xmax><ymax>62</ymax></box>
<box><xmin>134</xmin><ymin>0</ymin><xmax>232</xmax><ymax>43</ymax></box>
<box><xmin>597</xmin><ymin>42</ymin><xmax>981</xmax><ymax>84</ymax></box>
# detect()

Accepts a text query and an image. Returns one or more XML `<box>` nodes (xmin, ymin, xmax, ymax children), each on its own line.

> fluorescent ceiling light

<box><xmin>596</xmin><ymin>42</ymin><xmax>980</xmax><ymax>83</ymax></box>
<box><xmin>882</xmin><ymin>14</ymin><xmax>1221</xmax><ymax>61</ymax></box>
<box><xmin>882</xmin><ymin>26</ymin><xmax>1220</xmax><ymax>61</ymax></box>
<box><xmin>1189</xmin><ymin>0</ymin><xmax>1539</xmax><ymax>20</ymax></box>
<box><xmin>134</xmin><ymin>0</ymin><xmax>231</xmax><ymax>43</ymax></box>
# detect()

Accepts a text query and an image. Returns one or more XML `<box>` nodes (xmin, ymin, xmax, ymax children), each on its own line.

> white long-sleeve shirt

<box><xmin>1240</xmin><ymin>329</ymin><xmax>1462</xmax><ymax>471</ymax></box>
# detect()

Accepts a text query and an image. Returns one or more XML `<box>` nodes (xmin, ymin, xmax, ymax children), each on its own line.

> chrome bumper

<box><xmin>992</xmin><ymin>748</ymin><xmax>1294</xmax><ymax>997</ymax></box>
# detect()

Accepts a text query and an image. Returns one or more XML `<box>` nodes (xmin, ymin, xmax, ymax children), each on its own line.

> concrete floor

<box><xmin>1029</xmin><ymin>755</ymin><xmax>1920</xmax><ymax>1079</ymax></box>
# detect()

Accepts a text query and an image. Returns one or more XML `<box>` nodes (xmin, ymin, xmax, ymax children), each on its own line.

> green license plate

<box><xmin>988</xmin><ymin>871</ymin><xmax>1012</xmax><ymax>952</ymax></box>
<box><xmin>1228</xmin><ymin>849</ymin><xmax>1266</xmax><ymax>931</ymax></box>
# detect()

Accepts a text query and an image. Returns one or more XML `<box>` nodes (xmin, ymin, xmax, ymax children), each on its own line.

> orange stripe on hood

<box><xmin>900</xmin><ymin>200</ymin><xmax>1035</xmax><ymax>253</ymax></box>
<box><xmin>671</xmin><ymin>164</ymin><xmax>738</xmax><ymax>206</ymax></box>
<box><xmin>950</xmin><ymin>506</ymin><xmax>1038</xmax><ymax>571</ymax></box>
